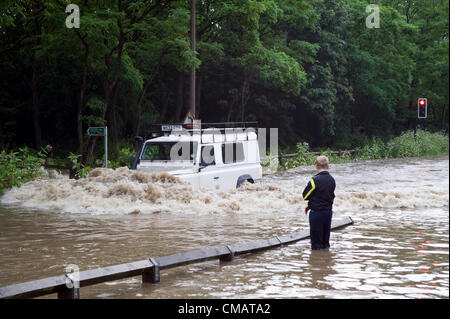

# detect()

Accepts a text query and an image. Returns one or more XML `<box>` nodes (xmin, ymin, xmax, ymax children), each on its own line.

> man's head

<box><xmin>315</xmin><ymin>156</ymin><xmax>330</xmax><ymax>172</ymax></box>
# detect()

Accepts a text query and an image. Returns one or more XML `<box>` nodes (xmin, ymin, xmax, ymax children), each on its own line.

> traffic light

<box><xmin>418</xmin><ymin>98</ymin><xmax>427</xmax><ymax>119</ymax></box>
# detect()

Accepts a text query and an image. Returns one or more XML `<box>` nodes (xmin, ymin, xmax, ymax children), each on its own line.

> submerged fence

<box><xmin>273</xmin><ymin>150</ymin><xmax>357</xmax><ymax>166</ymax></box>
<box><xmin>0</xmin><ymin>217</ymin><xmax>353</xmax><ymax>299</ymax></box>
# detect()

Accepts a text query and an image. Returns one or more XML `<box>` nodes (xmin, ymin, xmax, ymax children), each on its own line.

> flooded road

<box><xmin>0</xmin><ymin>155</ymin><xmax>448</xmax><ymax>299</ymax></box>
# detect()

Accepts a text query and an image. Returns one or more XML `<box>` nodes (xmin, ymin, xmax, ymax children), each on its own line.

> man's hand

<box><xmin>304</xmin><ymin>206</ymin><xmax>310</xmax><ymax>215</ymax></box>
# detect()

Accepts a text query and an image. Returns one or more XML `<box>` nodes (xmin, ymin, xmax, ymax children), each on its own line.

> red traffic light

<box><xmin>418</xmin><ymin>98</ymin><xmax>427</xmax><ymax>119</ymax></box>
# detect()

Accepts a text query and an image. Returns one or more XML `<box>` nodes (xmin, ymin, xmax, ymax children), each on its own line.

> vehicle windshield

<box><xmin>141</xmin><ymin>142</ymin><xmax>198</xmax><ymax>162</ymax></box>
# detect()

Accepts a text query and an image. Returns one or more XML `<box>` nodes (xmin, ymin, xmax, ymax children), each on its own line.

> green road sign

<box><xmin>87</xmin><ymin>126</ymin><xmax>108</xmax><ymax>168</ymax></box>
<box><xmin>87</xmin><ymin>127</ymin><xmax>105</xmax><ymax>136</ymax></box>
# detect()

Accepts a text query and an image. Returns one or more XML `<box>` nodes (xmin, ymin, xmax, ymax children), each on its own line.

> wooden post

<box><xmin>219</xmin><ymin>245</ymin><xmax>234</xmax><ymax>262</ymax></box>
<box><xmin>57</xmin><ymin>287</ymin><xmax>79</xmax><ymax>299</ymax></box>
<box><xmin>275</xmin><ymin>236</ymin><xmax>283</xmax><ymax>246</ymax></box>
<box><xmin>58</xmin><ymin>274</ymin><xmax>79</xmax><ymax>299</ymax></box>
<box><xmin>143</xmin><ymin>258</ymin><xmax>160</xmax><ymax>283</ymax></box>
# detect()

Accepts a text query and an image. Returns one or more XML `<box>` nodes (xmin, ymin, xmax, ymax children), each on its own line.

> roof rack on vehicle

<box><xmin>143</xmin><ymin>122</ymin><xmax>258</xmax><ymax>139</ymax></box>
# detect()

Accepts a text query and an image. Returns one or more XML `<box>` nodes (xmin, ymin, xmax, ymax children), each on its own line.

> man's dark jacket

<box><xmin>302</xmin><ymin>171</ymin><xmax>336</xmax><ymax>211</ymax></box>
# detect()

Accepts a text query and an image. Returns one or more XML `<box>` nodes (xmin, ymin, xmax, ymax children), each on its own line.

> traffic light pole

<box><xmin>414</xmin><ymin>119</ymin><xmax>425</xmax><ymax>139</ymax></box>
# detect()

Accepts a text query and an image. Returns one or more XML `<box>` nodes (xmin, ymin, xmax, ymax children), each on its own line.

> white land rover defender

<box><xmin>131</xmin><ymin>122</ymin><xmax>262</xmax><ymax>191</ymax></box>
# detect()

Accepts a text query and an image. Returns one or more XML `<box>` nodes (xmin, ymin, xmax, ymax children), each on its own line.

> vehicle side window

<box><xmin>222</xmin><ymin>142</ymin><xmax>245</xmax><ymax>164</ymax></box>
<box><xmin>201</xmin><ymin>145</ymin><xmax>215</xmax><ymax>166</ymax></box>
<box><xmin>141</xmin><ymin>144</ymin><xmax>159</xmax><ymax>160</ymax></box>
<box><xmin>235</xmin><ymin>142</ymin><xmax>244</xmax><ymax>162</ymax></box>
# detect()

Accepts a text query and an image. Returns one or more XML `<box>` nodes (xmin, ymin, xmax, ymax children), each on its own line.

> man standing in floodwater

<box><xmin>302</xmin><ymin>156</ymin><xmax>336</xmax><ymax>250</ymax></box>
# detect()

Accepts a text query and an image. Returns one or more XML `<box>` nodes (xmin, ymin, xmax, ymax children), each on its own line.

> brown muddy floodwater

<box><xmin>0</xmin><ymin>156</ymin><xmax>448</xmax><ymax>299</ymax></box>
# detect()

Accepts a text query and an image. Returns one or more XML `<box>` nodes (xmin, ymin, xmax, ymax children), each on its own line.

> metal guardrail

<box><xmin>269</xmin><ymin>150</ymin><xmax>357</xmax><ymax>166</ymax></box>
<box><xmin>0</xmin><ymin>217</ymin><xmax>354</xmax><ymax>299</ymax></box>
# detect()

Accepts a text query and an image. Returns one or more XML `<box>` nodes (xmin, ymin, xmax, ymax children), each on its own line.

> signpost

<box><xmin>87</xmin><ymin>126</ymin><xmax>108</xmax><ymax>168</ymax></box>
<box><xmin>183</xmin><ymin>109</ymin><xmax>195</xmax><ymax>125</ymax></box>
<box><xmin>87</xmin><ymin>127</ymin><xmax>105</xmax><ymax>136</ymax></box>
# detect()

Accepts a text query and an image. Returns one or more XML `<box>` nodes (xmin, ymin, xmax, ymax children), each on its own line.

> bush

<box><xmin>280</xmin><ymin>129</ymin><xmax>449</xmax><ymax>171</ymax></box>
<box><xmin>281</xmin><ymin>142</ymin><xmax>316</xmax><ymax>170</ymax></box>
<box><xmin>355</xmin><ymin>130</ymin><xmax>449</xmax><ymax>160</ymax></box>
<box><xmin>0</xmin><ymin>145</ymin><xmax>52</xmax><ymax>195</ymax></box>
<box><xmin>117</xmin><ymin>147</ymin><xmax>136</xmax><ymax>168</ymax></box>
<box><xmin>93</xmin><ymin>146</ymin><xmax>136</xmax><ymax>169</ymax></box>
<box><xmin>68</xmin><ymin>153</ymin><xmax>91</xmax><ymax>178</ymax></box>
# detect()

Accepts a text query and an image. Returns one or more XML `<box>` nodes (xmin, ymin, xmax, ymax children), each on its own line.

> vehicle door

<box><xmin>198</xmin><ymin>144</ymin><xmax>221</xmax><ymax>190</ymax></box>
<box><xmin>221</xmin><ymin>141</ymin><xmax>247</xmax><ymax>190</ymax></box>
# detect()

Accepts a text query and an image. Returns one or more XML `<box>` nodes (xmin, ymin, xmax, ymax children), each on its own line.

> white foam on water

<box><xmin>1</xmin><ymin>167</ymin><xmax>304</xmax><ymax>215</ymax></box>
<box><xmin>1</xmin><ymin>159</ymin><xmax>448</xmax><ymax>216</ymax></box>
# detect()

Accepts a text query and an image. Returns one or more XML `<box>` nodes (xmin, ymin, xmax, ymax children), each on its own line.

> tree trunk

<box><xmin>31</xmin><ymin>62</ymin><xmax>42</xmax><ymax>150</ymax></box>
<box><xmin>240</xmin><ymin>72</ymin><xmax>250</xmax><ymax>122</ymax></box>
<box><xmin>84</xmin><ymin>34</ymin><xmax>126</xmax><ymax>165</ymax></box>
<box><xmin>196</xmin><ymin>74</ymin><xmax>203</xmax><ymax>119</ymax></box>
<box><xmin>227</xmin><ymin>94</ymin><xmax>238</xmax><ymax>123</ymax></box>
<box><xmin>76</xmin><ymin>33</ymin><xmax>89</xmax><ymax>155</ymax></box>
<box><xmin>108</xmin><ymin>81</ymin><xmax>120</xmax><ymax>146</ymax></box>
<box><xmin>159</xmin><ymin>89</ymin><xmax>169</xmax><ymax>123</ymax></box>
<box><xmin>84</xmin><ymin>84</ymin><xmax>114</xmax><ymax>165</ymax></box>
<box><xmin>226</xmin><ymin>106</ymin><xmax>232</xmax><ymax>122</ymax></box>
<box><xmin>408</xmin><ymin>98</ymin><xmax>414</xmax><ymax>129</ymax></box>
<box><xmin>442</xmin><ymin>104</ymin><xmax>448</xmax><ymax>130</ymax></box>
<box><xmin>84</xmin><ymin>137</ymin><xmax>97</xmax><ymax>165</ymax></box>
<box><xmin>174</xmin><ymin>72</ymin><xmax>185</xmax><ymax>122</ymax></box>
<box><xmin>135</xmin><ymin>81</ymin><xmax>151</xmax><ymax>136</ymax></box>
<box><xmin>0</xmin><ymin>120</ymin><xmax>4</xmax><ymax>151</ymax></box>
<box><xmin>29</xmin><ymin>2</ymin><xmax>43</xmax><ymax>151</ymax></box>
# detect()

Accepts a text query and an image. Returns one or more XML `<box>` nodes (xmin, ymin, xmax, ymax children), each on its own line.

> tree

<box><xmin>0</xmin><ymin>0</ymin><xmax>447</xmax><ymax>157</ymax></box>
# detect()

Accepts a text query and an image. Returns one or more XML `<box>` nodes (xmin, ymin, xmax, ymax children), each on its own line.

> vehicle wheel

<box><xmin>236</xmin><ymin>175</ymin><xmax>254</xmax><ymax>188</ymax></box>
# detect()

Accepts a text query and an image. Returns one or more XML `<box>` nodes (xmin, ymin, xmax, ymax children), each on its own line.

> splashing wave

<box><xmin>1</xmin><ymin>166</ymin><xmax>448</xmax><ymax>215</ymax></box>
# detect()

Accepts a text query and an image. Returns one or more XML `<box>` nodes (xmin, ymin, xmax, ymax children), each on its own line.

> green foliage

<box><xmin>0</xmin><ymin>145</ymin><xmax>51</xmax><ymax>194</ymax></box>
<box><xmin>117</xmin><ymin>147</ymin><xmax>136</xmax><ymax>168</ymax></box>
<box><xmin>67</xmin><ymin>153</ymin><xmax>90</xmax><ymax>178</ymax></box>
<box><xmin>356</xmin><ymin>130</ymin><xmax>449</xmax><ymax>160</ymax></box>
<box><xmin>279</xmin><ymin>142</ymin><xmax>315</xmax><ymax>170</ymax></box>
<box><xmin>78</xmin><ymin>166</ymin><xmax>91</xmax><ymax>179</ymax></box>
<box><xmin>240</xmin><ymin>47</ymin><xmax>306</xmax><ymax>95</ymax></box>
<box><xmin>0</xmin><ymin>0</ymin><xmax>448</xmax><ymax>155</ymax></box>
<box><xmin>281</xmin><ymin>130</ymin><xmax>449</xmax><ymax>170</ymax></box>
<box><xmin>67</xmin><ymin>153</ymin><xmax>82</xmax><ymax>170</ymax></box>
